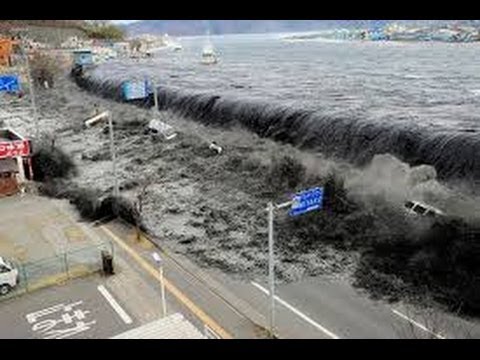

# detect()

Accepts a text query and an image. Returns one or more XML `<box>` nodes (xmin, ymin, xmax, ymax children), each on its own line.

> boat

<box><xmin>163</xmin><ymin>33</ymin><xmax>183</xmax><ymax>51</ymax></box>
<box><xmin>172</xmin><ymin>43</ymin><xmax>183</xmax><ymax>51</ymax></box>
<box><xmin>201</xmin><ymin>47</ymin><xmax>218</xmax><ymax>65</ymax></box>
<box><xmin>201</xmin><ymin>31</ymin><xmax>218</xmax><ymax>65</ymax></box>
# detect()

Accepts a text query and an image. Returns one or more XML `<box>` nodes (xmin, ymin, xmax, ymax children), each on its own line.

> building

<box><xmin>0</xmin><ymin>38</ymin><xmax>18</xmax><ymax>67</ymax></box>
<box><xmin>110</xmin><ymin>313</ymin><xmax>208</xmax><ymax>339</ymax></box>
<box><xmin>112</xmin><ymin>42</ymin><xmax>130</xmax><ymax>57</ymax></box>
<box><xmin>0</xmin><ymin>128</ymin><xmax>32</xmax><ymax>197</ymax></box>
<box><xmin>72</xmin><ymin>49</ymin><xmax>93</xmax><ymax>67</ymax></box>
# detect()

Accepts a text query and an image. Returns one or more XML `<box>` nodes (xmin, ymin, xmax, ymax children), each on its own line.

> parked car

<box><xmin>0</xmin><ymin>257</ymin><xmax>18</xmax><ymax>295</ymax></box>
<box><xmin>404</xmin><ymin>200</ymin><xmax>444</xmax><ymax>218</ymax></box>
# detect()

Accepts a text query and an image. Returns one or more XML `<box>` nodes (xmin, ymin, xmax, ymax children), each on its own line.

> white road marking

<box><xmin>391</xmin><ymin>309</ymin><xmax>446</xmax><ymax>339</ymax></box>
<box><xmin>26</xmin><ymin>301</ymin><xmax>96</xmax><ymax>339</ymax></box>
<box><xmin>251</xmin><ymin>281</ymin><xmax>340</xmax><ymax>339</ymax></box>
<box><xmin>97</xmin><ymin>285</ymin><xmax>133</xmax><ymax>325</ymax></box>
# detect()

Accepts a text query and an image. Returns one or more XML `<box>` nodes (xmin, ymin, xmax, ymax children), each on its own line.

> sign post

<box><xmin>266</xmin><ymin>187</ymin><xmax>324</xmax><ymax>338</ymax></box>
<box><xmin>122</xmin><ymin>79</ymin><xmax>150</xmax><ymax>101</ymax></box>
<box><xmin>267</xmin><ymin>201</ymin><xmax>275</xmax><ymax>338</ymax></box>
<box><xmin>108</xmin><ymin>116</ymin><xmax>119</xmax><ymax>198</ymax></box>
<box><xmin>152</xmin><ymin>79</ymin><xmax>159</xmax><ymax>113</ymax></box>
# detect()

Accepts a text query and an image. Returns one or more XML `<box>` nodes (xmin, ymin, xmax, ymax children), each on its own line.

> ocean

<box><xmin>86</xmin><ymin>33</ymin><xmax>480</xmax><ymax>182</ymax></box>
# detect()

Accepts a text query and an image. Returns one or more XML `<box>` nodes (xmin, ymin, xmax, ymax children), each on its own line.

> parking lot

<box><xmin>0</xmin><ymin>194</ymin><xmax>204</xmax><ymax>338</ymax></box>
<box><xmin>0</xmin><ymin>276</ymin><xmax>135</xmax><ymax>339</ymax></box>
<box><xmin>0</xmin><ymin>195</ymin><xmax>105</xmax><ymax>263</ymax></box>
<box><xmin>0</xmin><ymin>194</ymin><xmax>111</xmax><ymax>296</ymax></box>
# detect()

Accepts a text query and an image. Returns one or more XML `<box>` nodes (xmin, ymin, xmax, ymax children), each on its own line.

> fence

<box><xmin>0</xmin><ymin>241</ymin><xmax>113</xmax><ymax>301</ymax></box>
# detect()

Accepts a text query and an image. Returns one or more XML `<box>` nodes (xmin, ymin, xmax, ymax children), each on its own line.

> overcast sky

<box><xmin>111</xmin><ymin>20</ymin><xmax>140</xmax><ymax>24</ymax></box>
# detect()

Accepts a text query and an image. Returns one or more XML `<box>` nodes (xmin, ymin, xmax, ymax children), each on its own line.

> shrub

<box><xmin>30</xmin><ymin>51</ymin><xmax>62</xmax><ymax>88</ymax></box>
<box><xmin>67</xmin><ymin>187</ymin><xmax>102</xmax><ymax>221</ymax></box>
<box><xmin>98</xmin><ymin>195</ymin><xmax>140</xmax><ymax>227</ymax></box>
<box><xmin>31</xmin><ymin>145</ymin><xmax>76</xmax><ymax>181</ymax></box>
<box><xmin>323</xmin><ymin>173</ymin><xmax>357</xmax><ymax>215</ymax></box>
<box><xmin>82</xmin><ymin>22</ymin><xmax>125</xmax><ymax>40</ymax></box>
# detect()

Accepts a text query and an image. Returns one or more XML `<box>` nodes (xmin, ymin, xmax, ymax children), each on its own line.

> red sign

<box><xmin>0</xmin><ymin>140</ymin><xmax>30</xmax><ymax>159</ymax></box>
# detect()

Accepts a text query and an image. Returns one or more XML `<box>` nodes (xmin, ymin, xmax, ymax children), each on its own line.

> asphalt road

<box><xmin>220</xmin><ymin>274</ymin><xmax>480</xmax><ymax>339</ymax></box>
<box><xmin>102</xmin><ymin>221</ymin><xmax>480</xmax><ymax>339</ymax></box>
<box><xmin>100</xmin><ymin>222</ymin><xmax>268</xmax><ymax>339</ymax></box>
<box><xmin>3</xmin><ymin>195</ymin><xmax>479</xmax><ymax>339</ymax></box>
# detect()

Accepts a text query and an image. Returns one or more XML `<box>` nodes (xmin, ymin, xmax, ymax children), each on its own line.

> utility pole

<box><xmin>21</xmin><ymin>37</ymin><xmax>39</xmax><ymax>139</ymax></box>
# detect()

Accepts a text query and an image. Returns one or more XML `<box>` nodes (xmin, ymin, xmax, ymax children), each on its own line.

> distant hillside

<box><xmin>0</xmin><ymin>20</ymin><xmax>127</xmax><ymax>44</ymax></box>
<box><xmin>0</xmin><ymin>20</ymin><xmax>88</xmax><ymax>45</ymax></box>
<box><xmin>123</xmin><ymin>20</ymin><xmax>480</xmax><ymax>36</ymax></box>
<box><xmin>0</xmin><ymin>20</ymin><xmax>85</xmax><ymax>32</ymax></box>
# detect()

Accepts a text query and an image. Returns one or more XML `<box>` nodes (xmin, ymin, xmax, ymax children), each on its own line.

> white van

<box><xmin>0</xmin><ymin>257</ymin><xmax>19</xmax><ymax>295</ymax></box>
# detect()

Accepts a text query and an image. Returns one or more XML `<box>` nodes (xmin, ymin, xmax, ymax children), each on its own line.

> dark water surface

<box><xmin>87</xmin><ymin>33</ymin><xmax>480</xmax><ymax>181</ymax></box>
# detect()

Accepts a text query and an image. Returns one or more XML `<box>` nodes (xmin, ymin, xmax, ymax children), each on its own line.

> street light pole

<box><xmin>152</xmin><ymin>252</ymin><xmax>167</xmax><ymax>317</ymax></box>
<box><xmin>108</xmin><ymin>116</ymin><xmax>119</xmax><ymax>197</ymax></box>
<box><xmin>267</xmin><ymin>201</ymin><xmax>275</xmax><ymax>338</ymax></box>
<box><xmin>85</xmin><ymin>111</ymin><xmax>118</xmax><ymax>197</ymax></box>
<box><xmin>159</xmin><ymin>260</ymin><xmax>167</xmax><ymax>317</ymax></box>
<box><xmin>20</xmin><ymin>38</ymin><xmax>39</xmax><ymax>139</ymax></box>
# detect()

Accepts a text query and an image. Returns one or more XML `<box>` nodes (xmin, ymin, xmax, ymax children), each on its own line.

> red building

<box><xmin>0</xmin><ymin>128</ymin><xmax>32</xmax><ymax>196</ymax></box>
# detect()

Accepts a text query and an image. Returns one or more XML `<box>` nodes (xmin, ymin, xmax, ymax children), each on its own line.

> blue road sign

<box><xmin>289</xmin><ymin>187</ymin><xmax>324</xmax><ymax>217</ymax></box>
<box><xmin>0</xmin><ymin>75</ymin><xmax>20</xmax><ymax>93</ymax></box>
<box><xmin>122</xmin><ymin>80</ymin><xmax>152</xmax><ymax>100</ymax></box>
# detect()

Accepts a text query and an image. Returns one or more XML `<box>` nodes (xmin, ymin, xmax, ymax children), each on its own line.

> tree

<box><xmin>129</xmin><ymin>39</ymin><xmax>142</xmax><ymax>53</ymax></box>
<box><xmin>133</xmin><ymin>175</ymin><xmax>154</xmax><ymax>241</ymax></box>
<box><xmin>82</xmin><ymin>21</ymin><xmax>125</xmax><ymax>41</ymax></box>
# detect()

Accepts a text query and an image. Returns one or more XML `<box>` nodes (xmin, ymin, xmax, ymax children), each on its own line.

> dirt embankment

<box><xmin>30</xmin><ymin>75</ymin><xmax>480</xmax><ymax>316</ymax></box>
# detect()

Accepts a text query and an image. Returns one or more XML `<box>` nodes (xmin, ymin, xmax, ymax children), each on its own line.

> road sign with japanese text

<box><xmin>0</xmin><ymin>140</ymin><xmax>30</xmax><ymax>159</ymax></box>
<box><xmin>289</xmin><ymin>187</ymin><xmax>324</xmax><ymax>217</ymax></box>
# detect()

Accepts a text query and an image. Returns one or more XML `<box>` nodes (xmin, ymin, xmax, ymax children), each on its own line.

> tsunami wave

<box><xmin>71</xmin><ymin>69</ymin><xmax>480</xmax><ymax>185</ymax></box>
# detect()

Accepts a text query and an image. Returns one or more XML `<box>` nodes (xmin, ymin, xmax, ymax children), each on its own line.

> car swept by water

<box><xmin>404</xmin><ymin>200</ymin><xmax>444</xmax><ymax>218</ymax></box>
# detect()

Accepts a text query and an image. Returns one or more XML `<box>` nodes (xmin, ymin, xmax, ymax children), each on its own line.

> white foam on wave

<box><xmin>404</xmin><ymin>74</ymin><xmax>424</xmax><ymax>79</ymax></box>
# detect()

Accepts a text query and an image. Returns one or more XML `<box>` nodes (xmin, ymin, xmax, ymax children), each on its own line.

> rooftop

<box><xmin>111</xmin><ymin>313</ymin><xmax>207</xmax><ymax>339</ymax></box>
<box><xmin>0</xmin><ymin>128</ymin><xmax>25</xmax><ymax>142</ymax></box>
